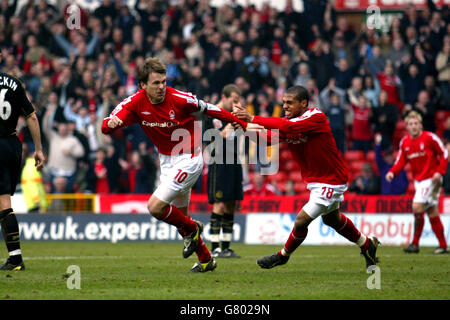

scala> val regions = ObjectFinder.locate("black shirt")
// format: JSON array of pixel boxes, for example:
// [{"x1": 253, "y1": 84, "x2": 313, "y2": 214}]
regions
[{"x1": 0, "y1": 72, "x2": 35, "y2": 137}]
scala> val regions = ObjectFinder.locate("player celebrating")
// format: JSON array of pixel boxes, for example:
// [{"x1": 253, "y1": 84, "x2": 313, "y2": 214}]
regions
[
  {"x1": 0, "y1": 64, "x2": 46, "y2": 270},
  {"x1": 233, "y1": 85, "x2": 379, "y2": 270},
  {"x1": 386, "y1": 111, "x2": 448, "y2": 254},
  {"x1": 101, "y1": 57, "x2": 247, "y2": 272}
]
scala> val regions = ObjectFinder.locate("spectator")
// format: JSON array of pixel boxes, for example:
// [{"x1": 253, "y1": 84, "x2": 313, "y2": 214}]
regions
[
  {"x1": 444, "y1": 142, "x2": 450, "y2": 194},
  {"x1": 374, "y1": 134, "x2": 408, "y2": 195},
  {"x1": 435, "y1": 41, "x2": 450, "y2": 109},
  {"x1": 284, "y1": 179, "x2": 295, "y2": 196},
  {"x1": 374, "y1": 62, "x2": 403, "y2": 112},
  {"x1": 366, "y1": 45, "x2": 386, "y2": 76},
  {"x1": 403, "y1": 90, "x2": 436, "y2": 132},
  {"x1": 424, "y1": 75, "x2": 442, "y2": 109},
  {"x1": 371, "y1": 90, "x2": 399, "y2": 149},
  {"x1": 351, "y1": 95, "x2": 373, "y2": 155},
  {"x1": 42, "y1": 105, "x2": 85, "y2": 193},
  {"x1": 444, "y1": 117, "x2": 450, "y2": 143},
  {"x1": 349, "y1": 163, "x2": 380, "y2": 195},
  {"x1": 347, "y1": 76, "x2": 364, "y2": 107},
  {"x1": 398, "y1": 60, "x2": 426, "y2": 105},
  {"x1": 122, "y1": 151, "x2": 155, "y2": 194},
  {"x1": 307, "y1": 40, "x2": 335, "y2": 91},
  {"x1": 319, "y1": 77, "x2": 346, "y2": 111},
  {"x1": 244, "y1": 172, "x2": 277, "y2": 196},
  {"x1": 51, "y1": 24, "x2": 99, "y2": 59},
  {"x1": 94, "y1": 148, "x2": 109, "y2": 194},
  {"x1": 363, "y1": 75, "x2": 381, "y2": 108},
  {"x1": 334, "y1": 57, "x2": 360, "y2": 90},
  {"x1": 63, "y1": 98, "x2": 90, "y2": 133},
  {"x1": 326, "y1": 91, "x2": 346, "y2": 154},
  {"x1": 385, "y1": 37, "x2": 409, "y2": 69},
  {"x1": 48, "y1": 176, "x2": 68, "y2": 212},
  {"x1": 293, "y1": 62, "x2": 311, "y2": 88}
]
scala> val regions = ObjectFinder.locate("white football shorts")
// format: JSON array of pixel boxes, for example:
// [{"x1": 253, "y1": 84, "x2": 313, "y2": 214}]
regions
[
  {"x1": 413, "y1": 178, "x2": 441, "y2": 210},
  {"x1": 152, "y1": 151, "x2": 203, "y2": 208},
  {"x1": 302, "y1": 183, "x2": 348, "y2": 219}
]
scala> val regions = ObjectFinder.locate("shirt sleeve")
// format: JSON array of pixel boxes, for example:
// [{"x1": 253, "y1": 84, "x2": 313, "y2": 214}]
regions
[
  {"x1": 198, "y1": 100, "x2": 248, "y2": 129},
  {"x1": 171, "y1": 88, "x2": 248, "y2": 129},
  {"x1": 389, "y1": 138, "x2": 407, "y2": 177},
  {"x1": 253, "y1": 110, "x2": 328, "y2": 136},
  {"x1": 429, "y1": 133, "x2": 449, "y2": 175},
  {"x1": 101, "y1": 93, "x2": 139, "y2": 134}
]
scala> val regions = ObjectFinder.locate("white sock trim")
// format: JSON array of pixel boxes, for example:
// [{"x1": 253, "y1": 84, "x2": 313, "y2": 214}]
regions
[
  {"x1": 356, "y1": 234, "x2": 367, "y2": 247},
  {"x1": 9, "y1": 249, "x2": 22, "y2": 256}
]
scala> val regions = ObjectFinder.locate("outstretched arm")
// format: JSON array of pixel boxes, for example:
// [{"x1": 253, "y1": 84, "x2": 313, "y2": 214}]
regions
[
  {"x1": 232, "y1": 103, "x2": 287, "y2": 131},
  {"x1": 198, "y1": 100, "x2": 248, "y2": 130}
]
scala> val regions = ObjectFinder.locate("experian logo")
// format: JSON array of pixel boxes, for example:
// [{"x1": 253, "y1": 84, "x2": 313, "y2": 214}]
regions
[{"x1": 142, "y1": 120, "x2": 177, "y2": 128}]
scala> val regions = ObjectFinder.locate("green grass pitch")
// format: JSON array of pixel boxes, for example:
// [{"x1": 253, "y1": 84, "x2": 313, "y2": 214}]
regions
[{"x1": 0, "y1": 242, "x2": 449, "y2": 300}]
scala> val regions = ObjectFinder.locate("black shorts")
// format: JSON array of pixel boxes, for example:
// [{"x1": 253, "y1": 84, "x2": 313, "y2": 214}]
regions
[
  {"x1": 207, "y1": 163, "x2": 243, "y2": 204},
  {"x1": 0, "y1": 136, "x2": 22, "y2": 196}
]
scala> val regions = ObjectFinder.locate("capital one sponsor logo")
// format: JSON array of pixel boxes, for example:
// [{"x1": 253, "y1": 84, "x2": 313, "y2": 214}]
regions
[{"x1": 142, "y1": 120, "x2": 177, "y2": 128}]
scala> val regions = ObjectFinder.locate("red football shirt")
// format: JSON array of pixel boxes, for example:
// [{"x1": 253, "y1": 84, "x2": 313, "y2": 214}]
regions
[
  {"x1": 351, "y1": 104, "x2": 372, "y2": 141},
  {"x1": 389, "y1": 131, "x2": 448, "y2": 182},
  {"x1": 94, "y1": 162, "x2": 109, "y2": 194},
  {"x1": 101, "y1": 87, "x2": 246, "y2": 155},
  {"x1": 253, "y1": 108, "x2": 349, "y2": 185}
]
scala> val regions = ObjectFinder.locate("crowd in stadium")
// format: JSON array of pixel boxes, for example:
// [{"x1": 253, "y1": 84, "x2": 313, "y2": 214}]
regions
[{"x1": 1, "y1": 0, "x2": 450, "y2": 201}]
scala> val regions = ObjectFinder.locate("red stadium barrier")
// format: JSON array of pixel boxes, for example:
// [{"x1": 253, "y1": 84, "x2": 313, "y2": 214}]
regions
[{"x1": 98, "y1": 194, "x2": 450, "y2": 214}]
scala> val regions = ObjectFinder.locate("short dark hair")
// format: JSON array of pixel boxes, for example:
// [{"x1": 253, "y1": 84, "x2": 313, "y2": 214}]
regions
[
  {"x1": 285, "y1": 86, "x2": 309, "y2": 104},
  {"x1": 221, "y1": 84, "x2": 241, "y2": 98}
]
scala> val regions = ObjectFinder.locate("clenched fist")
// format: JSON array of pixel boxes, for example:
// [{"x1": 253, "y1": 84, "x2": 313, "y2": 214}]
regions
[{"x1": 107, "y1": 115, "x2": 123, "y2": 129}]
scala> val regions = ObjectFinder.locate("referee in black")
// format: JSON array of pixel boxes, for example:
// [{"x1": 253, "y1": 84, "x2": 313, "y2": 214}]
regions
[
  {"x1": 0, "y1": 55, "x2": 45, "y2": 270},
  {"x1": 206, "y1": 84, "x2": 244, "y2": 258}
]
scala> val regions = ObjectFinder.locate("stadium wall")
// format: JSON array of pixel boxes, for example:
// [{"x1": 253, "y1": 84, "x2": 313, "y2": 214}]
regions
[
  {"x1": 6, "y1": 212, "x2": 450, "y2": 247},
  {"x1": 9, "y1": 194, "x2": 450, "y2": 246}
]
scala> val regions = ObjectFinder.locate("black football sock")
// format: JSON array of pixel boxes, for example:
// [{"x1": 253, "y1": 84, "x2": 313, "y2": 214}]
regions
[
  {"x1": 0, "y1": 209, "x2": 22, "y2": 264},
  {"x1": 221, "y1": 213, "x2": 234, "y2": 250},
  {"x1": 210, "y1": 212, "x2": 222, "y2": 251}
]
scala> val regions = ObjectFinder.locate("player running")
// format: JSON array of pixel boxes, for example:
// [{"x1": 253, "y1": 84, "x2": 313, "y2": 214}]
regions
[
  {"x1": 101, "y1": 57, "x2": 247, "y2": 272},
  {"x1": 386, "y1": 111, "x2": 448, "y2": 254},
  {"x1": 233, "y1": 85, "x2": 379, "y2": 270},
  {"x1": 0, "y1": 62, "x2": 46, "y2": 270}
]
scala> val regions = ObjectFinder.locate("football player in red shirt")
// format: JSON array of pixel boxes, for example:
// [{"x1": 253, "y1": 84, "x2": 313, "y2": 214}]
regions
[
  {"x1": 233, "y1": 86, "x2": 380, "y2": 270},
  {"x1": 386, "y1": 111, "x2": 448, "y2": 254},
  {"x1": 101, "y1": 57, "x2": 247, "y2": 272}
]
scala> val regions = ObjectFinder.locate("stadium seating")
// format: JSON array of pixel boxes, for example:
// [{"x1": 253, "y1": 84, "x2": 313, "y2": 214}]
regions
[
  {"x1": 435, "y1": 110, "x2": 450, "y2": 138},
  {"x1": 344, "y1": 150, "x2": 365, "y2": 162}
]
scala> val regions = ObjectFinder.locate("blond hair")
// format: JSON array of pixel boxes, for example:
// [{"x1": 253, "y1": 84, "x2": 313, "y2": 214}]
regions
[{"x1": 405, "y1": 110, "x2": 423, "y2": 124}]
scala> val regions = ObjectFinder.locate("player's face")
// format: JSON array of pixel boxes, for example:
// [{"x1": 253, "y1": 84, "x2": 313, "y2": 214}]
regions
[
  {"x1": 406, "y1": 118, "x2": 422, "y2": 138},
  {"x1": 282, "y1": 93, "x2": 308, "y2": 119},
  {"x1": 142, "y1": 72, "x2": 166, "y2": 104},
  {"x1": 223, "y1": 92, "x2": 241, "y2": 111}
]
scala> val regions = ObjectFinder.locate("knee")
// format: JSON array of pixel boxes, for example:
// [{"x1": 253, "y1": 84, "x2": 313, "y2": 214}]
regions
[
  {"x1": 412, "y1": 203, "x2": 425, "y2": 215},
  {"x1": 294, "y1": 211, "x2": 311, "y2": 233},
  {"x1": 147, "y1": 198, "x2": 167, "y2": 219}
]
